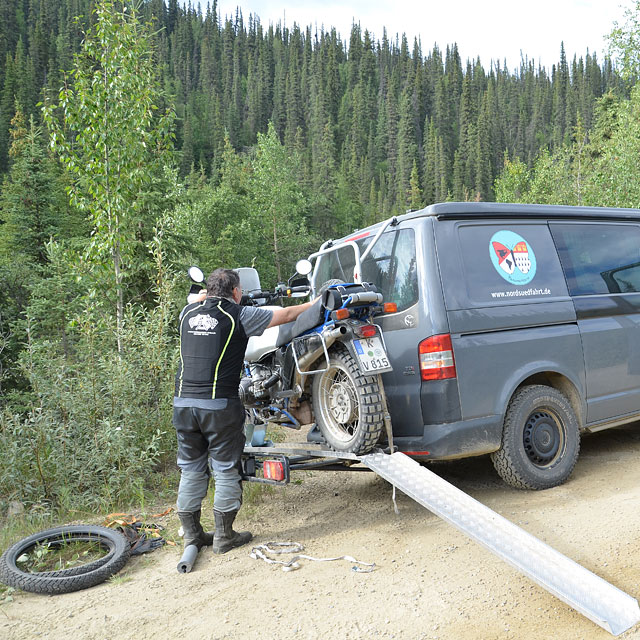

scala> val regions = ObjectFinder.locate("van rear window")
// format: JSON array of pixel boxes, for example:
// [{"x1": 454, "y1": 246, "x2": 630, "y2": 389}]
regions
[
  {"x1": 550, "y1": 223, "x2": 640, "y2": 295},
  {"x1": 314, "y1": 229, "x2": 418, "y2": 312}
]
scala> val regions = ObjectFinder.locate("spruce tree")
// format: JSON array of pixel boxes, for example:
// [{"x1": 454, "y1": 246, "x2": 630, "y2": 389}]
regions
[{"x1": 0, "y1": 110, "x2": 74, "y2": 264}]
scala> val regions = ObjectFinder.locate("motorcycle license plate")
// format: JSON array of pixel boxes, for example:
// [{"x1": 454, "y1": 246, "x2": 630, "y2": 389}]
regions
[{"x1": 352, "y1": 337, "x2": 393, "y2": 373}]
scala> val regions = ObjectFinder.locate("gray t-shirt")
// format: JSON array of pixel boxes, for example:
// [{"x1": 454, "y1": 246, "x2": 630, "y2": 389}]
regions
[
  {"x1": 239, "y1": 304, "x2": 273, "y2": 337},
  {"x1": 174, "y1": 300, "x2": 273, "y2": 409}
]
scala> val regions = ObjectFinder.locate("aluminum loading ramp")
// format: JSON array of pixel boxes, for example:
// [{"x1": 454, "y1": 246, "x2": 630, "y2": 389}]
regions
[{"x1": 361, "y1": 451, "x2": 640, "y2": 636}]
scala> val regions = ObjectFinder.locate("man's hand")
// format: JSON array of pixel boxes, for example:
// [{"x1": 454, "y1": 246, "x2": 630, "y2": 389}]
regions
[{"x1": 187, "y1": 289, "x2": 207, "y2": 304}]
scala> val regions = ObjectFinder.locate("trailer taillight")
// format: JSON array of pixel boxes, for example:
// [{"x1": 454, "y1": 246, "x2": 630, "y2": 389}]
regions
[
  {"x1": 418, "y1": 334, "x2": 457, "y2": 381},
  {"x1": 263, "y1": 460, "x2": 286, "y2": 482}
]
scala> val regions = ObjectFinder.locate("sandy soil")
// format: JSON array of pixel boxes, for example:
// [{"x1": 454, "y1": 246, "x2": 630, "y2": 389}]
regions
[{"x1": 4, "y1": 424, "x2": 640, "y2": 640}]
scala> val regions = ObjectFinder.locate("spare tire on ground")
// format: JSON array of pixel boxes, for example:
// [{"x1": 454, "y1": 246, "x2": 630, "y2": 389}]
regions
[{"x1": 0, "y1": 525, "x2": 130, "y2": 594}]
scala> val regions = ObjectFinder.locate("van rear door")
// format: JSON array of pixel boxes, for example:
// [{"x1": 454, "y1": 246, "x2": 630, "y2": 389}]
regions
[{"x1": 313, "y1": 222, "x2": 429, "y2": 438}]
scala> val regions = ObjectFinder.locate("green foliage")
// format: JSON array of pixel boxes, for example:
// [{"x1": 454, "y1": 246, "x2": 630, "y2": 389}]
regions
[
  {"x1": 42, "y1": 0, "x2": 177, "y2": 352},
  {"x1": 494, "y1": 153, "x2": 530, "y2": 203},
  {"x1": 409, "y1": 161, "x2": 422, "y2": 210},
  {"x1": 495, "y1": 83, "x2": 640, "y2": 210},
  {"x1": 497, "y1": 4, "x2": 640, "y2": 209},
  {"x1": 0, "y1": 0, "x2": 627, "y2": 215},
  {"x1": 247, "y1": 123, "x2": 314, "y2": 284},
  {"x1": 174, "y1": 125, "x2": 316, "y2": 288},
  {"x1": 0, "y1": 105, "x2": 79, "y2": 397},
  {"x1": 0, "y1": 238, "x2": 180, "y2": 514},
  {"x1": 0, "y1": 112, "x2": 77, "y2": 264},
  {"x1": 0, "y1": 2, "x2": 182, "y2": 519},
  {"x1": 0, "y1": 0, "x2": 637, "y2": 530},
  {"x1": 16, "y1": 539, "x2": 106, "y2": 573},
  {"x1": 0, "y1": 260, "x2": 30, "y2": 396},
  {"x1": 608, "y1": 1, "x2": 640, "y2": 83}
]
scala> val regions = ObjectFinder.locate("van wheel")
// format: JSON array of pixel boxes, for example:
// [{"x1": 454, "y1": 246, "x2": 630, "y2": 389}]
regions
[{"x1": 491, "y1": 385, "x2": 580, "y2": 490}]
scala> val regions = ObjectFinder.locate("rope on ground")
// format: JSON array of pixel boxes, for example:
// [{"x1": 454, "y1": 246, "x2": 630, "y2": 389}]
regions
[{"x1": 250, "y1": 542, "x2": 376, "y2": 573}]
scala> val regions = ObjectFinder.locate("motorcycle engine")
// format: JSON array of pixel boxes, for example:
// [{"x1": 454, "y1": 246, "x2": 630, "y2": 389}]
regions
[{"x1": 239, "y1": 364, "x2": 279, "y2": 406}]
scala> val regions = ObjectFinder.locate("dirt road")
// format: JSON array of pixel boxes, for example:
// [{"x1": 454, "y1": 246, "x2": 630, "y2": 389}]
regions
[{"x1": 4, "y1": 424, "x2": 640, "y2": 639}]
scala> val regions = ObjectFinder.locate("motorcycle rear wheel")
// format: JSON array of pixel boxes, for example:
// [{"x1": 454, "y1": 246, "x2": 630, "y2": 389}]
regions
[{"x1": 311, "y1": 345, "x2": 384, "y2": 455}]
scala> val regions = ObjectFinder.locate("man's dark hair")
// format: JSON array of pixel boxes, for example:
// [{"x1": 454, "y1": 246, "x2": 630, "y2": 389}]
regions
[{"x1": 206, "y1": 268, "x2": 240, "y2": 298}]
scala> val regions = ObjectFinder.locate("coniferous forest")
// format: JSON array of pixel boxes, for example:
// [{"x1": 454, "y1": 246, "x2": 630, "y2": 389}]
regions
[
  {"x1": 1, "y1": 0, "x2": 639, "y2": 524},
  {"x1": 0, "y1": 0, "x2": 625, "y2": 208}
]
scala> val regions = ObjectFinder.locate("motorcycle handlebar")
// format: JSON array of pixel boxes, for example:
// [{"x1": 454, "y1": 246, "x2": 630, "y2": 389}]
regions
[
  {"x1": 241, "y1": 291, "x2": 275, "y2": 305},
  {"x1": 240, "y1": 285, "x2": 310, "y2": 306}
]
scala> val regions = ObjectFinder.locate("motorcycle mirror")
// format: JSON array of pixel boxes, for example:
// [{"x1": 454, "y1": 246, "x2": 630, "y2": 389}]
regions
[
  {"x1": 188, "y1": 266, "x2": 204, "y2": 283},
  {"x1": 295, "y1": 259, "x2": 312, "y2": 276}
]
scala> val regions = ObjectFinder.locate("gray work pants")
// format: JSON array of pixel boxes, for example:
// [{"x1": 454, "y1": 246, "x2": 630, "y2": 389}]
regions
[{"x1": 173, "y1": 398, "x2": 246, "y2": 513}]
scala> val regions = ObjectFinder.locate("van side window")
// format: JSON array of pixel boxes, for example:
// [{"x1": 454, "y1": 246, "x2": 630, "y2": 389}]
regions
[
  {"x1": 314, "y1": 229, "x2": 418, "y2": 312},
  {"x1": 551, "y1": 223, "x2": 640, "y2": 295}
]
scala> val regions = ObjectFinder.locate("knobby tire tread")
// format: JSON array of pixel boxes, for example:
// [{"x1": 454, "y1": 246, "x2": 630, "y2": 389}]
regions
[
  {"x1": 313, "y1": 344, "x2": 384, "y2": 455},
  {"x1": 0, "y1": 525, "x2": 130, "y2": 595}
]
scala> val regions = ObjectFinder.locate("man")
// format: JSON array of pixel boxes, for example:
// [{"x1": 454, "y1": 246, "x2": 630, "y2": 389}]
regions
[{"x1": 174, "y1": 268, "x2": 316, "y2": 554}]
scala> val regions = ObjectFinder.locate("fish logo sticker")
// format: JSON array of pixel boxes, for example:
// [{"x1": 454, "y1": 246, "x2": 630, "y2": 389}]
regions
[{"x1": 489, "y1": 231, "x2": 536, "y2": 285}]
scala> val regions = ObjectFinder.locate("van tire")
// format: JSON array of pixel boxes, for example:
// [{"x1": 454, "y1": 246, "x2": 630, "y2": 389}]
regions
[
  {"x1": 491, "y1": 385, "x2": 580, "y2": 490},
  {"x1": 312, "y1": 345, "x2": 384, "y2": 455}
]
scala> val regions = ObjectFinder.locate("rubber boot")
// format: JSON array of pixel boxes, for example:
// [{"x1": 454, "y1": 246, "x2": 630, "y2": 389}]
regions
[
  {"x1": 178, "y1": 510, "x2": 214, "y2": 550},
  {"x1": 212, "y1": 509, "x2": 252, "y2": 554}
]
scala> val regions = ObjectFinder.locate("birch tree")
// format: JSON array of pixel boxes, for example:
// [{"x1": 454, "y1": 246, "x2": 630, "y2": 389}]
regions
[{"x1": 43, "y1": 0, "x2": 175, "y2": 352}]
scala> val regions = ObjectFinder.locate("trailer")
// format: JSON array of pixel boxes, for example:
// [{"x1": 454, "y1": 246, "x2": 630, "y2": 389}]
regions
[{"x1": 242, "y1": 442, "x2": 640, "y2": 636}]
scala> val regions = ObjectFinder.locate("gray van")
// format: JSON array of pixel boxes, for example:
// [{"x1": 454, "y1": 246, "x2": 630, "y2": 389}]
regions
[{"x1": 309, "y1": 202, "x2": 640, "y2": 489}]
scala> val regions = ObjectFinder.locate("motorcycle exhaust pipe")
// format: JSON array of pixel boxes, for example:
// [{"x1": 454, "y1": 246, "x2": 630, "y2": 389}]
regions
[
  {"x1": 177, "y1": 544, "x2": 200, "y2": 573},
  {"x1": 297, "y1": 326, "x2": 347, "y2": 372}
]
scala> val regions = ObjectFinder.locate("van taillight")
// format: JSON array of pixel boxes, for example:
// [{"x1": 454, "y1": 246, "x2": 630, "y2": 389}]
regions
[{"x1": 418, "y1": 334, "x2": 456, "y2": 381}]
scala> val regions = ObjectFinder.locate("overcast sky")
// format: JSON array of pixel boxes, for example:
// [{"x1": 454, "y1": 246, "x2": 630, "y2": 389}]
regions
[{"x1": 211, "y1": 0, "x2": 631, "y2": 70}]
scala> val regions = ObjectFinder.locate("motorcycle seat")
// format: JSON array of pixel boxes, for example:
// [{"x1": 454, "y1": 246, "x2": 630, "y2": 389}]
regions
[{"x1": 276, "y1": 299, "x2": 325, "y2": 347}]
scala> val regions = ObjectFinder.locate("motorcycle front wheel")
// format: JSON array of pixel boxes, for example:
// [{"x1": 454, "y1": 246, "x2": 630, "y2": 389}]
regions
[{"x1": 311, "y1": 345, "x2": 384, "y2": 455}]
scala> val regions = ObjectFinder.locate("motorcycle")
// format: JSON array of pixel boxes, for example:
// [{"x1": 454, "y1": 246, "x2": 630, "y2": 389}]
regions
[{"x1": 188, "y1": 262, "x2": 395, "y2": 455}]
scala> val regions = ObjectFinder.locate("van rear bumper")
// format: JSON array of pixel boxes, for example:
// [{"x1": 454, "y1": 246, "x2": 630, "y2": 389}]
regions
[{"x1": 392, "y1": 415, "x2": 503, "y2": 460}]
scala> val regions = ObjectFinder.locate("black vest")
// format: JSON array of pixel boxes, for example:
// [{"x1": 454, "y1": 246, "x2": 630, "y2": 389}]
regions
[{"x1": 175, "y1": 297, "x2": 248, "y2": 399}]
